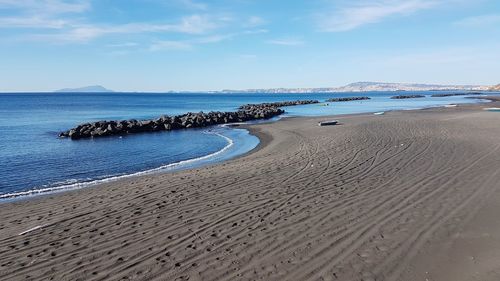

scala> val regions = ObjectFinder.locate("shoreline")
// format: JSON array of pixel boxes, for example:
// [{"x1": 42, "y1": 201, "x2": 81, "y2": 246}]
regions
[
  {"x1": 0, "y1": 96, "x2": 494, "y2": 203},
  {"x1": 0, "y1": 127, "x2": 253, "y2": 202},
  {"x1": 1, "y1": 97, "x2": 500, "y2": 280}
]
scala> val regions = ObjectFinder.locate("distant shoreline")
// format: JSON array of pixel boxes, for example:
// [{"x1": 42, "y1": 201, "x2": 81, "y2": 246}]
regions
[{"x1": 3, "y1": 81, "x2": 499, "y2": 94}]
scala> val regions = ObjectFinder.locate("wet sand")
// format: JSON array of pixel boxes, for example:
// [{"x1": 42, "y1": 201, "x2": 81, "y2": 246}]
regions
[{"x1": 1, "y1": 98, "x2": 500, "y2": 281}]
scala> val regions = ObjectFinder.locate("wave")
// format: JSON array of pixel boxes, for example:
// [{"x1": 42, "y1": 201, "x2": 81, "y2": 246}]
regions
[{"x1": 0, "y1": 130, "x2": 235, "y2": 200}]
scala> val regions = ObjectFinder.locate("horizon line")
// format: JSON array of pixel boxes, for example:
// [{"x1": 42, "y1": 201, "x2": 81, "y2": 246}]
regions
[{"x1": 1, "y1": 81, "x2": 496, "y2": 93}]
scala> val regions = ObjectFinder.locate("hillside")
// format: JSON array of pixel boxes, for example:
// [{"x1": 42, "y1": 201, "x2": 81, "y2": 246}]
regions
[
  {"x1": 220, "y1": 82, "x2": 489, "y2": 94},
  {"x1": 489, "y1": 84, "x2": 500, "y2": 91},
  {"x1": 334, "y1": 82, "x2": 488, "y2": 92}
]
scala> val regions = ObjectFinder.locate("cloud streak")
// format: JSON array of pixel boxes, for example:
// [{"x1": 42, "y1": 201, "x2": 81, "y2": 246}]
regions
[
  {"x1": 317, "y1": 0, "x2": 439, "y2": 32},
  {"x1": 244, "y1": 16, "x2": 267, "y2": 27},
  {"x1": 267, "y1": 38, "x2": 304, "y2": 46},
  {"x1": 149, "y1": 33, "x2": 235, "y2": 52},
  {"x1": 0, "y1": 0, "x2": 90, "y2": 15},
  {"x1": 0, "y1": 0, "x2": 229, "y2": 43},
  {"x1": 0, "y1": 0, "x2": 89, "y2": 29},
  {"x1": 0, "y1": 16, "x2": 69, "y2": 29},
  {"x1": 21, "y1": 15, "x2": 223, "y2": 42},
  {"x1": 149, "y1": 40, "x2": 194, "y2": 51},
  {"x1": 454, "y1": 14, "x2": 500, "y2": 27},
  {"x1": 0, "y1": 0, "x2": 269, "y2": 50}
]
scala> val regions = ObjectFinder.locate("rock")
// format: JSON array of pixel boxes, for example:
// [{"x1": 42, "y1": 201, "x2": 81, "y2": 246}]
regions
[
  {"x1": 391, "y1": 95, "x2": 425, "y2": 99},
  {"x1": 431, "y1": 92, "x2": 483, "y2": 97},
  {"x1": 326, "y1": 96, "x2": 370, "y2": 102},
  {"x1": 238, "y1": 100, "x2": 320, "y2": 111},
  {"x1": 68, "y1": 129, "x2": 81, "y2": 140}
]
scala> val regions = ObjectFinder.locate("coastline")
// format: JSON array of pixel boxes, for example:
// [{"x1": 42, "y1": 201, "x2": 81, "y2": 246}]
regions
[
  {"x1": 0, "y1": 127, "x2": 259, "y2": 202},
  {"x1": 0, "y1": 96, "x2": 493, "y2": 202},
  {"x1": 0, "y1": 94, "x2": 492, "y2": 201},
  {"x1": 1, "y1": 97, "x2": 500, "y2": 280}
]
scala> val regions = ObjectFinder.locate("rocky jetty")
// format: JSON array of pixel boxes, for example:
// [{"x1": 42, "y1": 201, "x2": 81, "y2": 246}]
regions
[
  {"x1": 390, "y1": 95, "x2": 425, "y2": 99},
  {"x1": 238, "y1": 100, "x2": 319, "y2": 111},
  {"x1": 431, "y1": 92, "x2": 482, "y2": 97},
  {"x1": 60, "y1": 100, "x2": 318, "y2": 140},
  {"x1": 326, "y1": 97, "x2": 370, "y2": 102}
]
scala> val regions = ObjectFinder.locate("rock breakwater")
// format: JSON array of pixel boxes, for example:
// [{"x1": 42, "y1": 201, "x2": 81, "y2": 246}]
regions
[
  {"x1": 391, "y1": 95, "x2": 425, "y2": 99},
  {"x1": 238, "y1": 100, "x2": 319, "y2": 111},
  {"x1": 326, "y1": 97, "x2": 370, "y2": 102},
  {"x1": 60, "y1": 100, "x2": 318, "y2": 140},
  {"x1": 431, "y1": 92, "x2": 482, "y2": 97}
]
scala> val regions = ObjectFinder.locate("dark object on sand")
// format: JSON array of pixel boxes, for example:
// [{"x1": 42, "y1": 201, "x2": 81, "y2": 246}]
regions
[
  {"x1": 318, "y1": 120, "x2": 339, "y2": 126},
  {"x1": 326, "y1": 97, "x2": 370, "y2": 102},
  {"x1": 391, "y1": 95, "x2": 425, "y2": 99}
]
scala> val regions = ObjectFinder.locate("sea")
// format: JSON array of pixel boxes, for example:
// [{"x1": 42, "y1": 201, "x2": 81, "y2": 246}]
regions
[{"x1": 0, "y1": 91, "x2": 491, "y2": 200}]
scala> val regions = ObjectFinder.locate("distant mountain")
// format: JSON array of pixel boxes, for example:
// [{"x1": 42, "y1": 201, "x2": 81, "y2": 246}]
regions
[
  {"x1": 220, "y1": 82, "x2": 490, "y2": 94},
  {"x1": 489, "y1": 84, "x2": 500, "y2": 91},
  {"x1": 55, "y1": 85, "x2": 113, "y2": 93}
]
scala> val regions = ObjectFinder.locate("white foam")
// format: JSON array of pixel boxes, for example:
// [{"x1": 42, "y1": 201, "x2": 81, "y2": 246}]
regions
[
  {"x1": 0, "y1": 130, "x2": 234, "y2": 200},
  {"x1": 220, "y1": 123, "x2": 246, "y2": 128}
]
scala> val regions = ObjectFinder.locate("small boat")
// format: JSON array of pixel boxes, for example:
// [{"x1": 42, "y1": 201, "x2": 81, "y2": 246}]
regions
[{"x1": 318, "y1": 120, "x2": 339, "y2": 126}]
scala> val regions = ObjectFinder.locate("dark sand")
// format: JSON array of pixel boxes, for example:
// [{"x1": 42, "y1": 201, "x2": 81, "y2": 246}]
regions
[{"x1": 1, "y1": 98, "x2": 500, "y2": 281}]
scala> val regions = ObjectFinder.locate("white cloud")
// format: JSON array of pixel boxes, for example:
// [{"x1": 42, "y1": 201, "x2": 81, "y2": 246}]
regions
[
  {"x1": 0, "y1": 16, "x2": 69, "y2": 28},
  {"x1": 173, "y1": 14, "x2": 219, "y2": 33},
  {"x1": 267, "y1": 38, "x2": 304, "y2": 46},
  {"x1": 0, "y1": 1, "x2": 265, "y2": 49},
  {"x1": 243, "y1": 29, "x2": 269, "y2": 34},
  {"x1": 0, "y1": 0, "x2": 90, "y2": 15},
  {"x1": 0, "y1": 0, "x2": 89, "y2": 29},
  {"x1": 318, "y1": 0, "x2": 439, "y2": 32},
  {"x1": 149, "y1": 40, "x2": 193, "y2": 51},
  {"x1": 245, "y1": 16, "x2": 266, "y2": 27},
  {"x1": 148, "y1": 33, "x2": 234, "y2": 52},
  {"x1": 22, "y1": 15, "x2": 222, "y2": 42},
  {"x1": 454, "y1": 14, "x2": 500, "y2": 27},
  {"x1": 106, "y1": 42, "x2": 139, "y2": 48},
  {"x1": 0, "y1": 0, "x2": 224, "y2": 43}
]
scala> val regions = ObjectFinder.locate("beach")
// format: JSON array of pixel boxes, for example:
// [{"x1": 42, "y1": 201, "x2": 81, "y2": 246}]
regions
[{"x1": 1, "y1": 99, "x2": 500, "y2": 281}]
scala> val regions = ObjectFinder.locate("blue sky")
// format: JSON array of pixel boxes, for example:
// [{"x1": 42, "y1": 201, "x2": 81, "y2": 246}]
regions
[{"x1": 0, "y1": 0, "x2": 499, "y2": 92}]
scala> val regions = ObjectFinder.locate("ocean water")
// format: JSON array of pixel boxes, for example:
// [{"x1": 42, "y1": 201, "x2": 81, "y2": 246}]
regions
[{"x1": 0, "y1": 91, "x2": 489, "y2": 199}]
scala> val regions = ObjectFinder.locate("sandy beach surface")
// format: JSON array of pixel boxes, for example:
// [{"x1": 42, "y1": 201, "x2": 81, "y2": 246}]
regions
[{"x1": 1, "y1": 98, "x2": 500, "y2": 281}]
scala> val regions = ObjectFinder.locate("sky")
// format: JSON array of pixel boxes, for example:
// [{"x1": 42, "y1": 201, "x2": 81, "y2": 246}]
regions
[{"x1": 0, "y1": 0, "x2": 499, "y2": 92}]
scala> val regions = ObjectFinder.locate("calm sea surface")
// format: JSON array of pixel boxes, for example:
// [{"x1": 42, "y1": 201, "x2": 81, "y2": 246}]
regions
[{"x1": 0, "y1": 92, "x2": 489, "y2": 199}]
